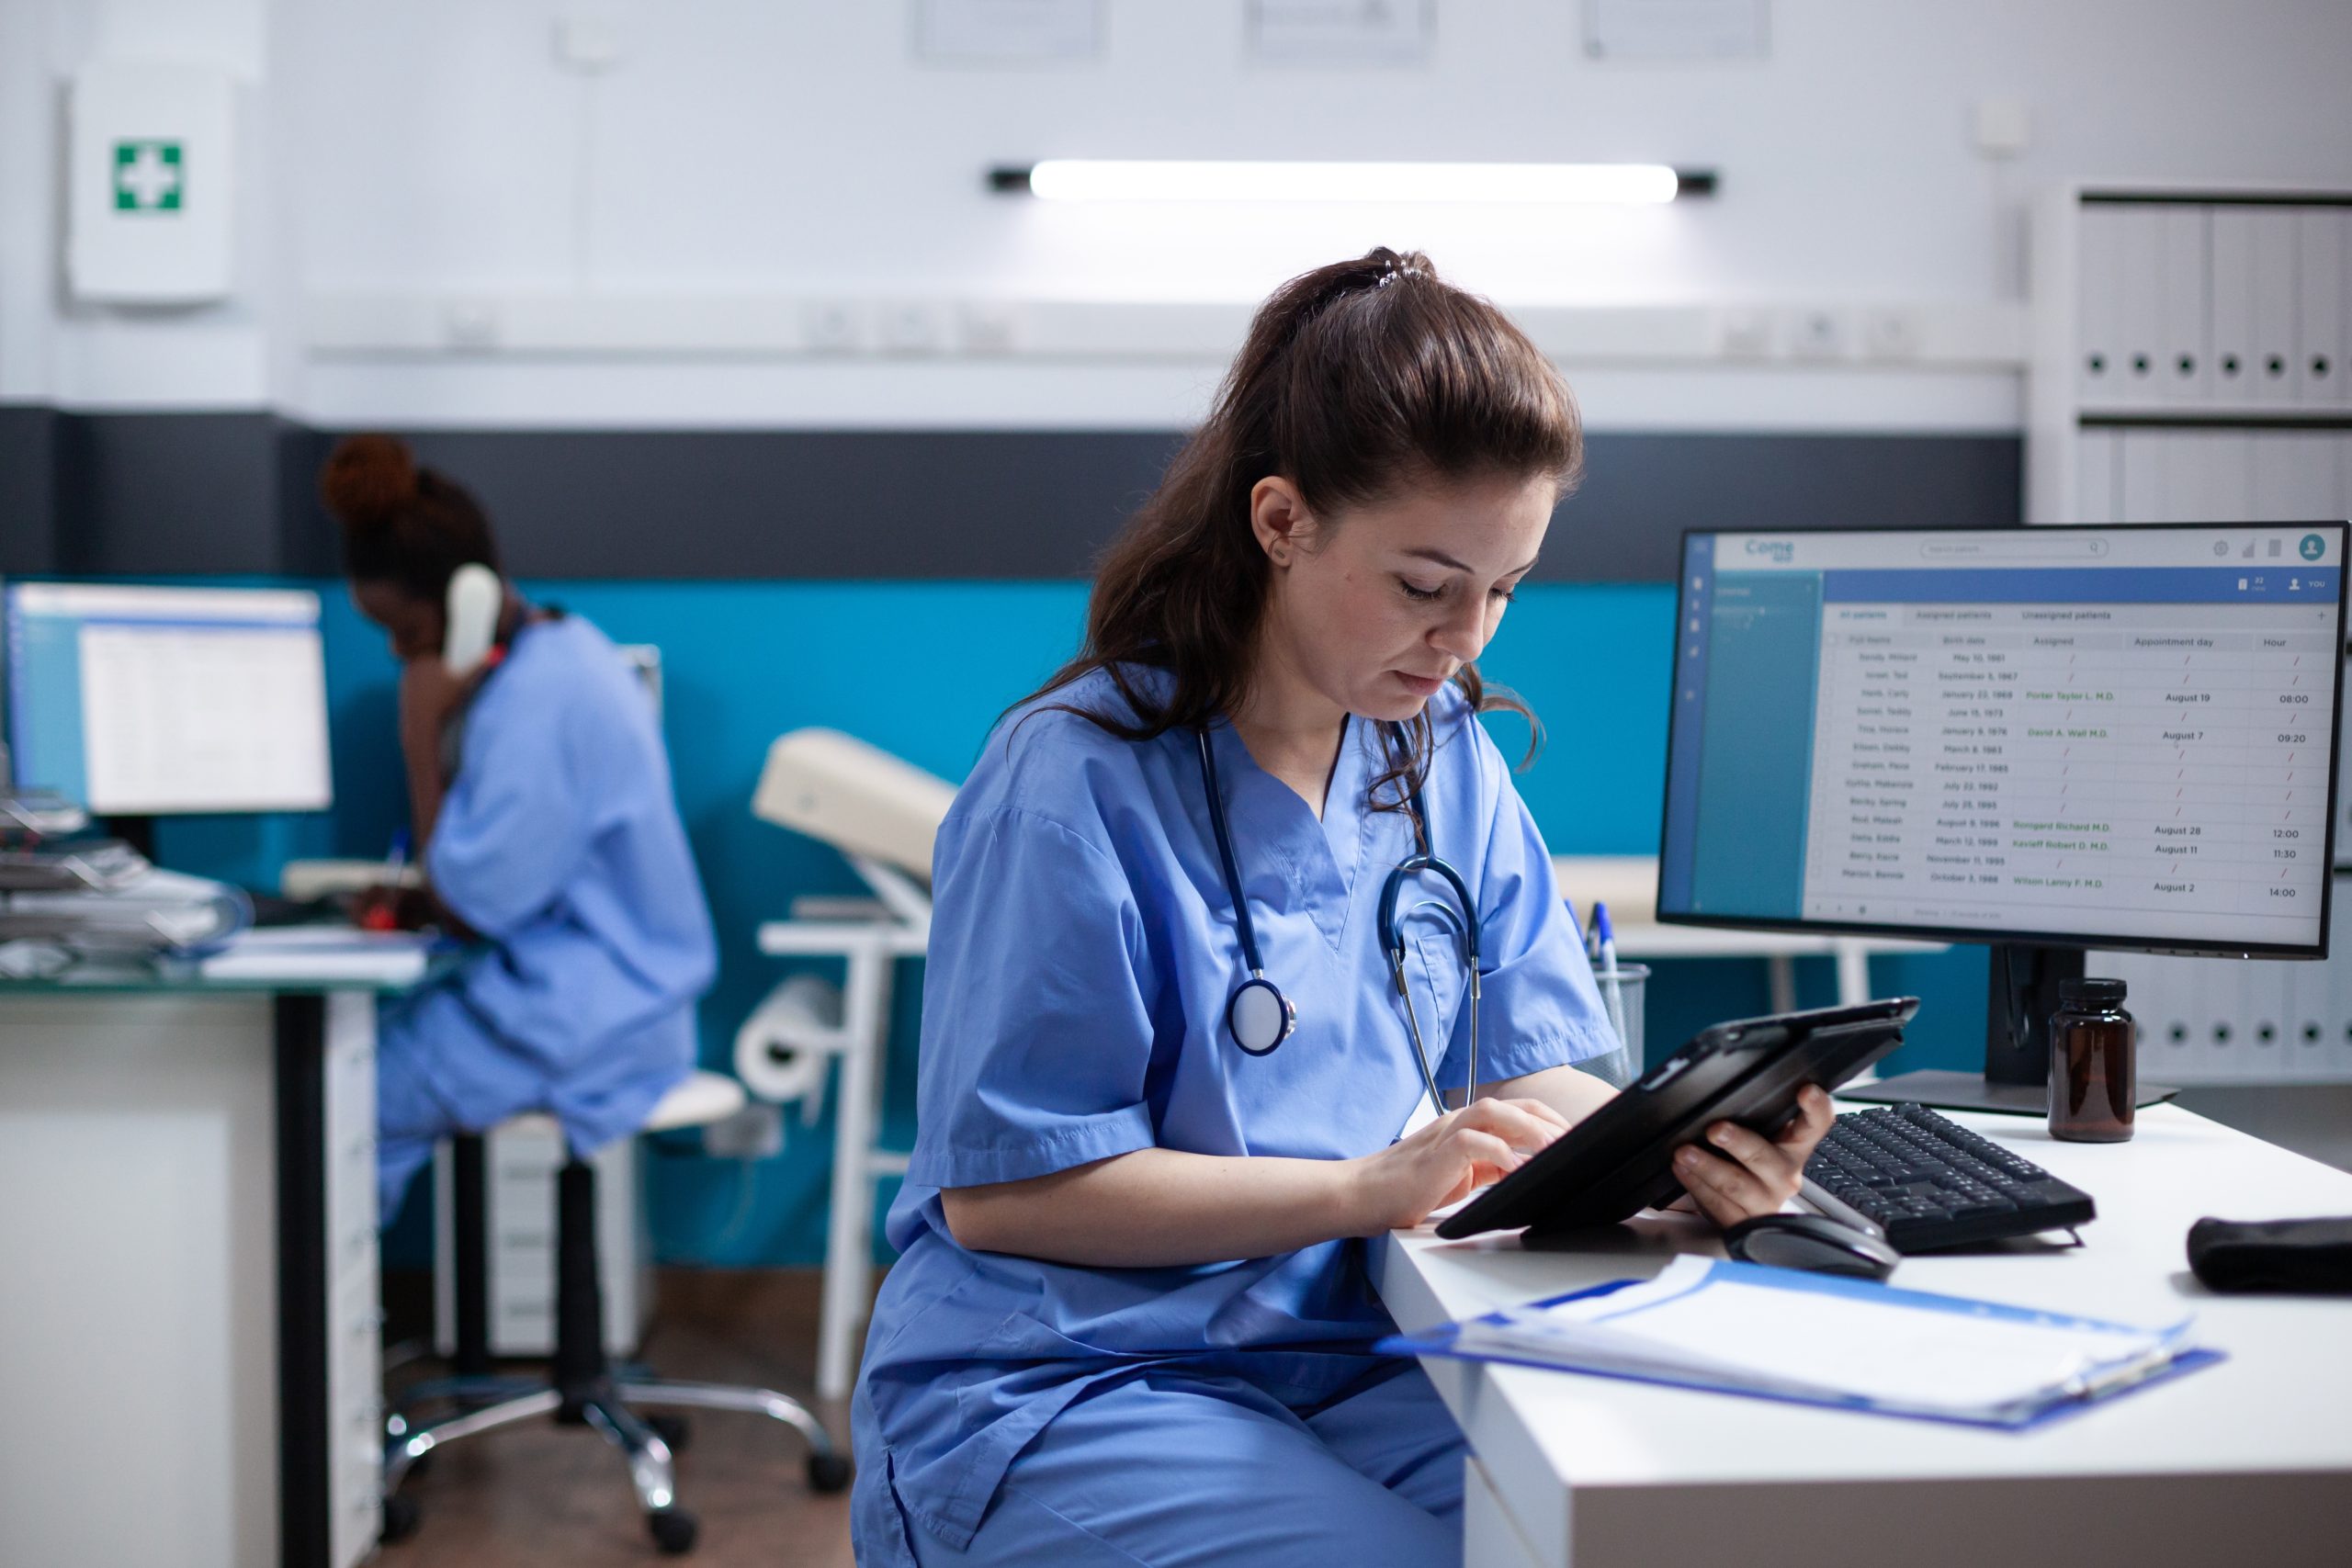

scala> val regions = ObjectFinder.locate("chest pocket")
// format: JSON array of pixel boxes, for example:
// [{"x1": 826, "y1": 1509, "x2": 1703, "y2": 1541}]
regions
[{"x1": 1404, "y1": 926, "x2": 1469, "y2": 1077}]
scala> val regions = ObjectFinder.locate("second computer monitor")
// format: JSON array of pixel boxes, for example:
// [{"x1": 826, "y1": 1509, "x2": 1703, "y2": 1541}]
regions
[
  {"x1": 1658, "y1": 524, "x2": 2347, "y2": 959},
  {"x1": 6, "y1": 582, "x2": 334, "y2": 815}
]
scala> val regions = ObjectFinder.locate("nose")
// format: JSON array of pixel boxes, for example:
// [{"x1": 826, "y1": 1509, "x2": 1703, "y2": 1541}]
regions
[{"x1": 1430, "y1": 596, "x2": 1487, "y2": 664}]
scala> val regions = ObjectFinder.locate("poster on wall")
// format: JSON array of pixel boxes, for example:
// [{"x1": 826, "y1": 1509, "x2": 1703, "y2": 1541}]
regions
[
  {"x1": 915, "y1": 0, "x2": 1102, "y2": 62},
  {"x1": 1585, "y1": 0, "x2": 1768, "y2": 62},
  {"x1": 1248, "y1": 0, "x2": 1435, "y2": 66}
]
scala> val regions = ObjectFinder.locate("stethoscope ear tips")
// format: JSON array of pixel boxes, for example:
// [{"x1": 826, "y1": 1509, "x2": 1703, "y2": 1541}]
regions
[{"x1": 1227, "y1": 975, "x2": 1296, "y2": 1055}]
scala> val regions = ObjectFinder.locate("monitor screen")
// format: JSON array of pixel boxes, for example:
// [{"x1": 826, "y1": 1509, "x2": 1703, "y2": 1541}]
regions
[
  {"x1": 5, "y1": 582, "x2": 334, "y2": 815},
  {"x1": 1658, "y1": 524, "x2": 2348, "y2": 957}
]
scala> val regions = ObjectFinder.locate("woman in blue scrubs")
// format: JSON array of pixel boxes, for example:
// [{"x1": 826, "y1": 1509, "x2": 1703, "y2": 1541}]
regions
[
  {"x1": 852, "y1": 251, "x2": 1835, "y2": 1567},
  {"x1": 319, "y1": 434, "x2": 718, "y2": 1217}
]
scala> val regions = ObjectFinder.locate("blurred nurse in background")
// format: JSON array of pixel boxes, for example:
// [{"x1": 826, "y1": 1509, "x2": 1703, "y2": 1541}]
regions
[{"x1": 319, "y1": 434, "x2": 718, "y2": 1215}]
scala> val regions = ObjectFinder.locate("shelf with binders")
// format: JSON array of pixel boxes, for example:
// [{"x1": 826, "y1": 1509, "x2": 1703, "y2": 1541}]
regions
[
  {"x1": 2028, "y1": 186, "x2": 2352, "y2": 532},
  {"x1": 2091, "y1": 874, "x2": 2352, "y2": 1086}
]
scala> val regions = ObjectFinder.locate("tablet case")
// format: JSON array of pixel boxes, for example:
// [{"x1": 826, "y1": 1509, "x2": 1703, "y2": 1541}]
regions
[{"x1": 1436, "y1": 997, "x2": 1919, "y2": 1243}]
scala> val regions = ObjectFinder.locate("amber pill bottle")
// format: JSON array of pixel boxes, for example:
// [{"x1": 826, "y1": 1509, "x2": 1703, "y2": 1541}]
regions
[{"x1": 2050, "y1": 976, "x2": 2134, "y2": 1143}]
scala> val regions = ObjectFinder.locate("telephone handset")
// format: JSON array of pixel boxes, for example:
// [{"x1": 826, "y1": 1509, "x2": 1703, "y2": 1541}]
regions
[{"x1": 443, "y1": 562, "x2": 502, "y2": 676}]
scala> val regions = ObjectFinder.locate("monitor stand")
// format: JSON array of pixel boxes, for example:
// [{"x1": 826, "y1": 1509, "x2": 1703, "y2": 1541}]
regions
[
  {"x1": 1840, "y1": 942, "x2": 2178, "y2": 1117},
  {"x1": 110, "y1": 813, "x2": 158, "y2": 863}
]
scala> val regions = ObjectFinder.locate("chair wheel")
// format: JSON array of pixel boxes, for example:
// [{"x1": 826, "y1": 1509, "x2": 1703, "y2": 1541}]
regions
[
  {"x1": 381, "y1": 1493, "x2": 421, "y2": 1544},
  {"x1": 648, "y1": 1508, "x2": 698, "y2": 1554},
  {"x1": 806, "y1": 1450, "x2": 853, "y2": 1493},
  {"x1": 647, "y1": 1412, "x2": 691, "y2": 1453}
]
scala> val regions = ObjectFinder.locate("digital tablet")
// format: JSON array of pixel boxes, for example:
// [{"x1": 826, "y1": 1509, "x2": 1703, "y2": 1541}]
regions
[{"x1": 1434, "y1": 997, "x2": 1919, "y2": 1243}]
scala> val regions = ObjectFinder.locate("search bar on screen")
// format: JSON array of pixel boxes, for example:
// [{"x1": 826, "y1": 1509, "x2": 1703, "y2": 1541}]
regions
[{"x1": 1918, "y1": 537, "x2": 2109, "y2": 561}]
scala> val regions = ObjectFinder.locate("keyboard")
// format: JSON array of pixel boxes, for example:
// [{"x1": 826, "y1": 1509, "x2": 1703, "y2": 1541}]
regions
[{"x1": 1803, "y1": 1103, "x2": 2097, "y2": 1253}]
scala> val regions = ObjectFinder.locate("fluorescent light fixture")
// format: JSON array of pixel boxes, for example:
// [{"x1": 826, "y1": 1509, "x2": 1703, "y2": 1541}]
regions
[{"x1": 990, "y1": 161, "x2": 1712, "y2": 204}]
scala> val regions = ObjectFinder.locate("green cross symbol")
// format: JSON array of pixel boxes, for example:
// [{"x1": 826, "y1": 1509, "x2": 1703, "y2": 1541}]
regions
[{"x1": 113, "y1": 141, "x2": 184, "y2": 212}]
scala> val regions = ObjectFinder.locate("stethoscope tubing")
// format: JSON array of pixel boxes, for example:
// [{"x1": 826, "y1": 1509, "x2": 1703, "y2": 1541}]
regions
[{"x1": 1196, "y1": 718, "x2": 1481, "y2": 1108}]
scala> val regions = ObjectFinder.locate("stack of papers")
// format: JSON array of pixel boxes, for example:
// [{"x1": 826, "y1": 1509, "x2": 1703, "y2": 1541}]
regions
[
  {"x1": 197, "y1": 926, "x2": 437, "y2": 984},
  {"x1": 1383, "y1": 1255, "x2": 2216, "y2": 1428},
  {"x1": 0, "y1": 866, "x2": 248, "y2": 954}
]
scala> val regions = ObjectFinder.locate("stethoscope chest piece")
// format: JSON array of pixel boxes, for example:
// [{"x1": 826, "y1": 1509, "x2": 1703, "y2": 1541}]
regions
[{"x1": 1226, "y1": 975, "x2": 1295, "y2": 1055}]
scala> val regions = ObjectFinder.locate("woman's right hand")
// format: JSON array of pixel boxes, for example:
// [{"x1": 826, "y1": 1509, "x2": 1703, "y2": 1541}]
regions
[{"x1": 1347, "y1": 1096, "x2": 1572, "y2": 1233}]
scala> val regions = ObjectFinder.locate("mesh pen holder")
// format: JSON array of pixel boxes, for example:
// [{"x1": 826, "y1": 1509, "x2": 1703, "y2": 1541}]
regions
[{"x1": 1580, "y1": 961, "x2": 1648, "y2": 1089}]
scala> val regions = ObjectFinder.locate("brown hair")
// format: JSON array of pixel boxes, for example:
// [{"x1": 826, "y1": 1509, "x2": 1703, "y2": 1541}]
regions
[
  {"x1": 1020, "y1": 246, "x2": 1581, "y2": 811},
  {"x1": 319, "y1": 434, "x2": 501, "y2": 603}
]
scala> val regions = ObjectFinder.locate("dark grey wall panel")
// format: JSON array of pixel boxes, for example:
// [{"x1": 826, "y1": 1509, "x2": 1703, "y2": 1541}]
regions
[
  {"x1": 55, "y1": 411, "x2": 286, "y2": 575},
  {"x1": 0, "y1": 404, "x2": 61, "y2": 572},
  {"x1": 19, "y1": 411, "x2": 2025, "y2": 581},
  {"x1": 311, "y1": 428, "x2": 1193, "y2": 581},
  {"x1": 1554, "y1": 434, "x2": 2024, "y2": 581}
]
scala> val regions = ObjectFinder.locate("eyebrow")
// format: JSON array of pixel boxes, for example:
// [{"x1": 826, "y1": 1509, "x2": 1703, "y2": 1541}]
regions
[{"x1": 1401, "y1": 547, "x2": 1541, "y2": 577}]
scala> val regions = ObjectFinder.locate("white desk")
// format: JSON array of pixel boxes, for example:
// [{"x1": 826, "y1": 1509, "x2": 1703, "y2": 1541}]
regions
[
  {"x1": 0, "y1": 971, "x2": 418, "y2": 1568},
  {"x1": 1375, "y1": 1101, "x2": 2352, "y2": 1568}
]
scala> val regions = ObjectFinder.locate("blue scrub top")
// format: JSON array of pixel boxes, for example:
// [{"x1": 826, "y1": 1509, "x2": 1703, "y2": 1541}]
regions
[
  {"x1": 859, "y1": 665, "x2": 1616, "y2": 1551},
  {"x1": 390, "y1": 614, "x2": 717, "y2": 1156}
]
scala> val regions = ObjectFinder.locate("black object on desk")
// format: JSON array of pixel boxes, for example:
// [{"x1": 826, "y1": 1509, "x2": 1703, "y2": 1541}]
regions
[
  {"x1": 1438, "y1": 997, "x2": 1918, "y2": 1244},
  {"x1": 1804, "y1": 1103, "x2": 2098, "y2": 1252},
  {"x1": 2188, "y1": 1215, "x2": 2352, "y2": 1293}
]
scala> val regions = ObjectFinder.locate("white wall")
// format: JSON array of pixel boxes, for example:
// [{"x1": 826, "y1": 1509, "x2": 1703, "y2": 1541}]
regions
[{"x1": 6, "y1": 0, "x2": 2352, "y2": 429}]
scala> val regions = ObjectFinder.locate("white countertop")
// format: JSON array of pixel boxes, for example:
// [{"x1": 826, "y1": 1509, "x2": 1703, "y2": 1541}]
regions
[{"x1": 1375, "y1": 1100, "x2": 2352, "y2": 1494}]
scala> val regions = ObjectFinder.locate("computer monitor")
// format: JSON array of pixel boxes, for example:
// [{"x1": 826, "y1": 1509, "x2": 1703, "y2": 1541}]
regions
[
  {"x1": 1658, "y1": 522, "x2": 2349, "y2": 1111},
  {"x1": 5, "y1": 582, "x2": 334, "y2": 816}
]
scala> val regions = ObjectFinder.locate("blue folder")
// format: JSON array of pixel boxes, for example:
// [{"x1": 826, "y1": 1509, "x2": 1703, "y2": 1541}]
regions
[{"x1": 1376, "y1": 1258, "x2": 2223, "y2": 1432}]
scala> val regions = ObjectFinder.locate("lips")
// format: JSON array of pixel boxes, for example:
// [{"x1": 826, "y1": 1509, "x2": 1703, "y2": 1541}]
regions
[{"x1": 1394, "y1": 670, "x2": 1450, "y2": 696}]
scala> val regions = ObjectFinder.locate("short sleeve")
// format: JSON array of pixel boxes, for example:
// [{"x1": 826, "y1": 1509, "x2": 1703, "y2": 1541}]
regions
[
  {"x1": 428, "y1": 700, "x2": 594, "y2": 939},
  {"x1": 1442, "y1": 751, "x2": 1621, "y2": 1089},
  {"x1": 904, "y1": 807, "x2": 1161, "y2": 1190}
]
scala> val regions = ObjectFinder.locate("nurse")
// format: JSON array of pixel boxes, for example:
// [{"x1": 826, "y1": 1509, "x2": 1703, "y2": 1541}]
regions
[
  {"x1": 318, "y1": 434, "x2": 718, "y2": 1217},
  {"x1": 852, "y1": 250, "x2": 1835, "y2": 1567}
]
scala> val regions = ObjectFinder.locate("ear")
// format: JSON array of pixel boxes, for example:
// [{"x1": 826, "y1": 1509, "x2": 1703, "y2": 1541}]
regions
[{"x1": 1248, "y1": 476, "x2": 1315, "y2": 568}]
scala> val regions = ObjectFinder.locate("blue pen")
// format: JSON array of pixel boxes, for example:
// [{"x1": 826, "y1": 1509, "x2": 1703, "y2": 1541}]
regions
[{"x1": 1594, "y1": 901, "x2": 1629, "y2": 1053}]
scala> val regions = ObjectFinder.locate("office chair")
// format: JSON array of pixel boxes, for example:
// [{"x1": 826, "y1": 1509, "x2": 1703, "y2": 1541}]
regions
[{"x1": 380, "y1": 1070, "x2": 852, "y2": 1555}]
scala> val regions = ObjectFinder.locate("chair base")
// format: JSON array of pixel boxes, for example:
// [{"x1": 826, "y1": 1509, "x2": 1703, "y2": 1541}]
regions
[
  {"x1": 384, "y1": 1146, "x2": 851, "y2": 1556},
  {"x1": 384, "y1": 1374, "x2": 849, "y2": 1554}
]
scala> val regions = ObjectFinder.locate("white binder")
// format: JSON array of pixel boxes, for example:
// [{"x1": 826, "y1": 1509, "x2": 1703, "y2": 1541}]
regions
[
  {"x1": 2076, "y1": 204, "x2": 2126, "y2": 405},
  {"x1": 2114, "y1": 206, "x2": 2167, "y2": 410},
  {"x1": 2250, "y1": 432, "x2": 2338, "y2": 520},
  {"x1": 2295, "y1": 208, "x2": 2346, "y2": 407},
  {"x1": 2211, "y1": 208, "x2": 2260, "y2": 406},
  {"x1": 2195, "y1": 432, "x2": 2256, "y2": 522},
  {"x1": 2119, "y1": 430, "x2": 2165, "y2": 520},
  {"x1": 2251, "y1": 208, "x2": 2300, "y2": 406},
  {"x1": 2075, "y1": 430, "x2": 2119, "y2": 524},
  {"x1": 2160, "y1": 206, "x2": 2212, "y2": 405}
]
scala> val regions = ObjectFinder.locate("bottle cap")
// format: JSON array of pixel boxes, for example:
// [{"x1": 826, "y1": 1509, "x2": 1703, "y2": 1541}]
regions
[{"x1": 2059, "y1": 976, "x2": 2128, "y2": 1006}]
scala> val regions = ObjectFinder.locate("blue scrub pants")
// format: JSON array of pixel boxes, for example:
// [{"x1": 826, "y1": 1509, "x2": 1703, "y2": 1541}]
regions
[
  {"x1": 874, "y1": 1359, "x2": 1464, "y2": 1568},
  {"x1": 375, "y1": 998, "x2": 463, "y2": 1218}
]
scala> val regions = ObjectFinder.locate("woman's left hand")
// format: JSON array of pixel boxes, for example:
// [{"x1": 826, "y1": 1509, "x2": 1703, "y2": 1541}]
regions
[{"x1": 1668, "y1": 1085, "x2": 1836, "y2": 1229}]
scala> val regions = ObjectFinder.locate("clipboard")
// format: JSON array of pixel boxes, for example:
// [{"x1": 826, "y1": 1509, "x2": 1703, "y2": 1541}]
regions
[
  {"x1": 1376, "y1": 1257, "x2": 2222, "y2": 1431},
  {"x1": 1439, "y1": 998, "x2": 1919, "y2": 1243}
]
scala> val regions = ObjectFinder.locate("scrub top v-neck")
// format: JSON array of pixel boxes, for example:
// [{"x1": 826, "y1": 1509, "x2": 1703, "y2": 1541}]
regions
[{"x1": 852, "y1": 664, "x2": 1617, "y2": 1555}]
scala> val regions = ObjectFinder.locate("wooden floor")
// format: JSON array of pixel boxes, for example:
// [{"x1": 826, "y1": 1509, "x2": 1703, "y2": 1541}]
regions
[{"x1": 378, "y1": 1269, "x2": 855, "y2": 1568}]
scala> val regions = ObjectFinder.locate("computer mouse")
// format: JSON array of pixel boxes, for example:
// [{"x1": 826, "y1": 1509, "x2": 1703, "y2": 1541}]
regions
[{"x1": 1723, "y1": 1213, "x2": 1901, "y2": 1280}]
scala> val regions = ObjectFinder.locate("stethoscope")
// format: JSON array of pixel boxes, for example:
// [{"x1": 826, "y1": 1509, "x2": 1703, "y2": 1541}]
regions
[{"x1": 1195, "y1": 721, "x2": 1482, "y2": 1115}]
